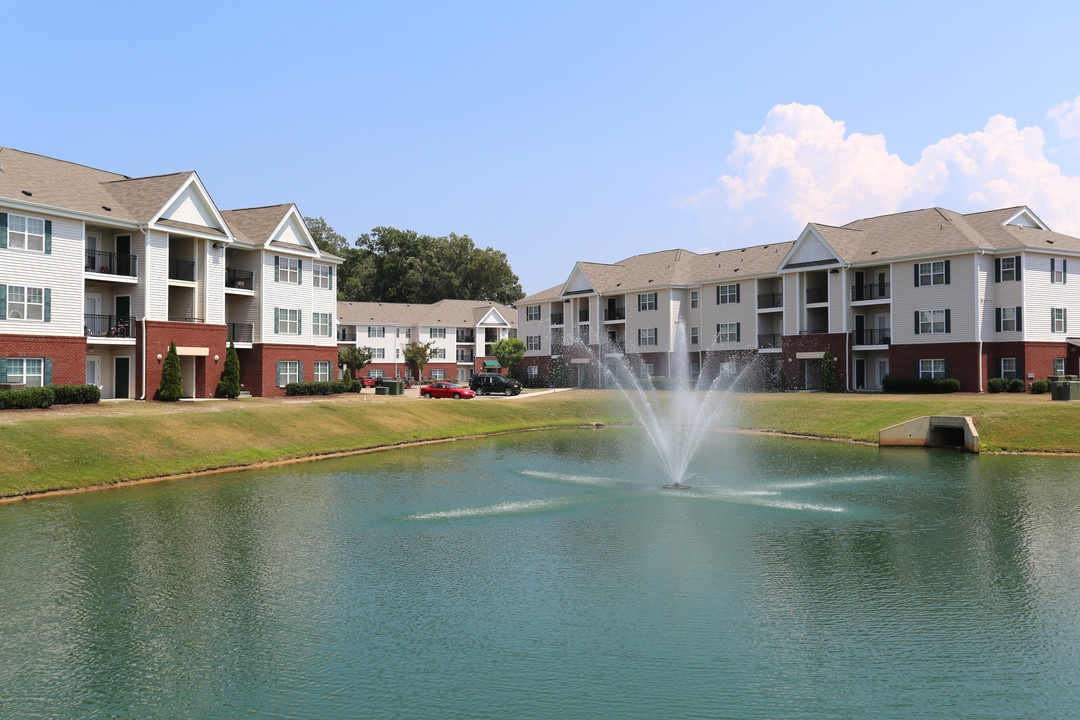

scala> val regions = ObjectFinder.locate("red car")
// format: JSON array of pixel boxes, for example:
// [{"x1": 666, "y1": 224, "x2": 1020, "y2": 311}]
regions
[
  {"x1": 420, "y1": 382, "x2": 475, "y2": 399},
  {"x1": 359, "y1": 376, "x2": 377, "y2": 387}
]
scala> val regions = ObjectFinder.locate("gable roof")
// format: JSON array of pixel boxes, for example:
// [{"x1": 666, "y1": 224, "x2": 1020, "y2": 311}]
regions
[{"x1": 337, "y1": 299, "x2": 517, "y2": 328}]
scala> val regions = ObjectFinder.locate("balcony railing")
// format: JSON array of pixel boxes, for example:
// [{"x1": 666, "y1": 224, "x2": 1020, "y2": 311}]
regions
[
  {"x1": 604, "y1": 307, "x2": 626, "y2": 321},
  {"x1": 757, "y1": 333, "x2": 782, "y2": 349},
  {"x1": 85, "y1": 250, "x2": 138, "y2": 277},
  {"x1": 805, "y1": 287, "x2": 829, "y2": 304},
  {"x1": 168, "y1": 316, "x2": 205, "y2": 323},
  {"x1": 550, "y1": 313, "x2": 564, "y2": 325},
  {"x1": 578, "y1": 310, "x2": 590, "y2": 322},
  {"x1": 457, "y1": 350, "x2": 475, "y2": 363},
  {"x1": 757, "y1": 292, "x2": 783, "y2": 309},
  {"x1": 228, "y1": 322, "x2": 254, "y2": 343},
  {"x1": 337, "y1": 328, "x2": 356, "y2": 342},
  {"x1": 852, "y1": 327, "x2": 891, "y2": 345},
  {"x1": 850, "y1": 282, "x2": 890, "y2": 301},
  {"x1": 225, "y1": 268, "x2": 254, "y2": 290},
  {"x1": 84, "y1": 314, "x2": 136, "y2": 338},
  {"x1": 169, "y1": 258, "x2": 196, "y2": 282},
  {"x1": 456, "y1": 331, "x2": 475, "y2": 343}
]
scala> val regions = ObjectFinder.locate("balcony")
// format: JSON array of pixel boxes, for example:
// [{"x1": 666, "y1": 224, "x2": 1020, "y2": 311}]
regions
[
  {"x1": 168, "y1": 316, "x2": 204, "y2": 323},
  {"x1": 225, "y1": 268, "x2": 254, "y2": 290},
  {"x1": 550, "y1": 313, "x2": 564, "y2": 326},
  {"x1": 457, "y1": 350, "x2": 475, "y2": 363},
  {"x1": 338, "y1": 328, "x2": 356, "y2": 342},
  {"x1": 805, "y1": 287, "x2": 829, "y2": 304},
  {"x1": 228, "y1": 322, "x2": 253, "y2": 343},
  {"x1": 578, "y1": 310, "x2": 590, "y2": 323},
  {"x1": 169, "y1": 258, "x2": 196, "y2": 282},
  {"x1": 456, "y1": 331, "x2": 475, "y2": 343},
  {"x1": 757, "y1": 292, "x2": 783, "y2": 309},
  {"x1": 757, "y1": 333, "x2": 782, "y2": 349},
  {"x1": 84, "y1": 314, "x2": 136, "y2": 338},
  {"x1": 85, "y1": 250, "x2": 138, "y2": 277},
  {"x1": 604, "y1": 307, "x2": 626, "y2": 321},
  {"x1": 852, "y1": 327, "x2": 891, "y2": 346},
  {"x1": 850, "y1": 282, "x2": 890, "y2": 302}
]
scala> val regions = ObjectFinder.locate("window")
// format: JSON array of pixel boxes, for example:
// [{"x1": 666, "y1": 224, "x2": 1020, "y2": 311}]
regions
[
  {"x1": 526, "y1": 306, "x2": 541, "y2": 322},
  {"x1": 312, "y1": 312, "x2": 332, "y2": 337},
  {"x1": 3, "y1": 358, "x2": 45, "y2": 386},
  {"x1": 276, "y1": 360, "x2": 299, "y2": 386},
  {"x1": 716, "y1": 322, "x2": 740, "y2": 343},
  {"x1": 996, "y1": 256, "x2": 1020, "y2": 282},
  {"x1": 430, "y1": 328, "x2": 446, "y2": 339},
  {"x1": 717, "y1": 284, "x2": 740, "y2": 304},
  {"x1": 431, "y1": 369, "x2": 446, "y2": 380},
  {"x1": 639, "y1": 363, "x2": 655, "y2": 378},
  {"x1": 314, "y1": 361, "x2": 331, "y2": 382},
  {"x1": 916, "y1": 309, "x2": 949, "y2": 335},
  {"x1": 370, "y1": 369, "x2": 385, "y2": 379},
  {"x1": 4, "y1": 214, "x2": 46, "y2": 252},
  {"x1": 691, "y1": 326, "x2": 699, "y2": 345},
  {"x1": 435, "y1": 348, "x2": 446, "y2": 360},
  {"x1": 1051, "y1": 258, "x2": 1067, "y2": 284},
  {"x1": 276, "y1": 256, "x2": 299, "y2": 284},
  {"x1": 312, "y1": 263, "x2": 331, "y2": 289},
  {"x1": 527, "y1": 335, "x2": 541, "y2": 351},
  {"x1": 368, "y1": 326, "x2": 385, "y2": 338},
  {"x1": 526, "y1": 365, "x2": 539, "y2": 379},
  {"x1": 638, "y1": 293, "x2": 657, "y2": 312},
  {"x1": 916, "y1": 260, "x2": 949, "y2": 287},
  {"x1": 1052, "y1": 308, "x2": 1067, "y2": 333},
  {"x1": 996, "y1": 306, "x2": 1021, "y2": 333},
  {"x1": 371, "y1": 348, "x2": 385, "y2": 359},
  {"x1": 690, "y1": 362, "x2": 700, "y2": 378},
  {"x1": 1055, "y1": 358, "x2": 1066, "y2": 376},
  {"x1": 919, "y1": 359, "x2": 945, "y2": 379},
  {"x1": 690, "y1": 291, "x2": 699, "y2": 309},
  {"x1": 1000, "y1": 358, "x2": 1017, "y2": 379},
  {"x1": 638, "y1": 328, "x2": 658, "y2": 346},
  {"x1": 5, "y1": 285, "x2": 46, "y2": 320},
  {"x1": 276, "y1": 308, "x2": 300, "y2": 334}
]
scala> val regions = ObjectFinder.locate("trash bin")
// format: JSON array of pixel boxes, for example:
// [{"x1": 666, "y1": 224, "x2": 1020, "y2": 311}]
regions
[{"x1": 374, "y1": 386, "x2": 389, "y2": 396}]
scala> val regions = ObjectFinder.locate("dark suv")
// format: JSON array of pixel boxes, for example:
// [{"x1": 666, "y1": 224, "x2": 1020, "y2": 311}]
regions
[{"x1": 469, "y1": 373, "x2": 522, "y2": 396}]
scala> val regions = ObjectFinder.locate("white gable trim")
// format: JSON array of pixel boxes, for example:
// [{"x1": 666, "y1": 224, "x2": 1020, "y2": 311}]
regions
[
  {"x1": 477, "y1": 307, "x2": 510, "y2": 326},
  {"x1": 562, "y1": 262, "x2": 597, "y2": 295},
  {"x1": 1004, "y1": 207, "x2": 1048, "y2": 231},
  {"x1": 150, "y1": 173, "x2": 234, "y2": 242},
  {"x1": 778, "y1": 225, "x2": 844, "y2": 272},
  {"x1": 265, "y1": 206, "x2": 319, "y2": 257}
]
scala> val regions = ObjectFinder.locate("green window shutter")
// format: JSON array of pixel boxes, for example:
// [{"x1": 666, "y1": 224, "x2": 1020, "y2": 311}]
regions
[
  {"x1": 0, "y1": 213, "x2": 7, "y2": 249},
  {"x1": 44, "y1": 220, "x2": 52, "y2": 255},
  {"x1": 1051, "y1": 308, "x2": 1057, "y2": 332},
  {"x1": 1064, "y1": 260, "x2": 1069, "y2": 284},
  {"x1": 274, "y1": 308, "x2": 280, "y2": 334},
  {"x1": 913, "y1": 311, "x2": 920, "y2": 335},
  {"x1": 329, "y1": 266, "x2": 334, "y2": 291},
  {"x1": 297, "y1": 310, "x2": 302, "y2": 336},
  {"x1": 298, "y1": 260, "x2": 303, "y2": 285},
  {"x1": 274, "y1": 256, "x2": 280, "y2": 282},
  {"x1": 735, "y1": 284, "x2": 741, "y2": 303},
  {"x1": 944, "y1": 260, "x2": 951, "y2": 285},
  {"x1": 1051, "y1": 258, "x2": 1057, "y2": 283},
  {"x1": 944, "y1": 309, "x2": 951, "y2": 333},
  {"x1": 1065, "y1": 309, "x2": 1068, "y2": 333},
  {"x1": 1016, "y1": 307, "x2": 1023, "y2": 332},
  {"x1": 298, "y1": 361, "x2": 305, "y2": 382},
  {"x1": 275, "y1": 361, "x2": 284, "y2": 386},
  {"x1": 735, "y1": 323, "x2": 741, "y2": 343},
  {"x1": 0, "y1": 285, "x2": 6, "y2": 319},
  {"x1": 995, "y1": 308, "x2": 1002, "y2": 332},
  {"x1": 44, "y1": 289, "x2": 51, "y2": 322},
  {"x1": 44, "y1": 359, "x2": 53, "y2": 386},
  {"x1": 0, "y1": 358, "x2": 7, "y2": 383}
]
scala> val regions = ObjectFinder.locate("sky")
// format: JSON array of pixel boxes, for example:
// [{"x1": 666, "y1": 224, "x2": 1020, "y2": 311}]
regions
[{"x1": 6, "y1": 1, "x2": 1080, "y2": 297}]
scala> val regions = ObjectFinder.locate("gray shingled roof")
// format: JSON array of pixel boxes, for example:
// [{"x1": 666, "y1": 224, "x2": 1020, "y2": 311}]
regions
[
  {"x1": 220, "y1": 204, "x2": 292, "y2": 245},
  {"x1": 337, "y1": 299, "x2": 516, "y2": 328}
]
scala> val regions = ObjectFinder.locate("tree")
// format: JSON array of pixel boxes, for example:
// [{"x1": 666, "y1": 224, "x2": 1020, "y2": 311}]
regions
[
  {"x1": 339, "y1": 346, "x2": 373, "y2": 380},
  {"x1": 216, "y1": 342, "x2": 241, "y2": 398},
  {"x1": 158, "y1": 342, "x2": 183, "y2": 401},
  {"x1": 404, "y1": 340, "x2": 438, "y2": 381},
  {"x1": 489, "y1": 337, "x2": 526, "y2": 377},
  {"x1": 820, "y1": 349, "x2": 838, "y2": 392},
  {"x1": 305, "y1": 216, "x2": 351, "y2": 256}
]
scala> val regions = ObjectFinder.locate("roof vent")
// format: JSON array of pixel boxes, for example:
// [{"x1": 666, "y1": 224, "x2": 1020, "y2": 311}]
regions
[
  {"x1": 1046, "y1": 239, "x2": 1054, "y2": 244},
  {"x1": 101, "y1": 205, "x2": 112, "y2": 212},
  {"x1": 21, "y1": 190, "x2": 32, "y2": 196}
]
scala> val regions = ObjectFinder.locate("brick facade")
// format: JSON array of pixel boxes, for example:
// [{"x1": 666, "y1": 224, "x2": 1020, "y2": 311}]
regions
[
  {"x1": 0, "y1": 334, "x2": 88, "y2": 386},
  {"x1": 142, "y1": 322, "x2": 229, "y2": 400},
  {"x1": 240, "y1": 344, "x2": 339, "y2": 397}
]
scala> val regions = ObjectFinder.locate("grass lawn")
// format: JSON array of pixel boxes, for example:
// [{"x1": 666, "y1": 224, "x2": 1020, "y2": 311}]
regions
[{"x1": 1, "y1": 389, "x2": 1076, "y2": 500}]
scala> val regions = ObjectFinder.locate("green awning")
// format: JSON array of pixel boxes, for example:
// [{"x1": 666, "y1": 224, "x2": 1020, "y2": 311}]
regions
[{"x1": 483, "y1": 360, "x2": 501, "y2": 368}]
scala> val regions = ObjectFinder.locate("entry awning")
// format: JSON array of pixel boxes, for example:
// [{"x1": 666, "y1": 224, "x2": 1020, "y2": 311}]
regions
[
  {"x1": 176, "y1": 346, "x2": 210, "y2": 356},
  {"x1": 796, "y1": 351, "x2": 826, "y2": 360},
  {"x1": 483, "y1": 360, "x2": 500, "y2": 368}
]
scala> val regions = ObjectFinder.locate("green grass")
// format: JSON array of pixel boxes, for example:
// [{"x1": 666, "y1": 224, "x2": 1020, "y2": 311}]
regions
[{"x1": 1, "y1": 389, "x2": 1077, "y2": 500}]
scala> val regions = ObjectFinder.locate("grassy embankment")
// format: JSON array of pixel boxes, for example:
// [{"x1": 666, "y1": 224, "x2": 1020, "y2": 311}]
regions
[{"x1": 1, "y1": 389, "x2": 1077, "y2": 500}]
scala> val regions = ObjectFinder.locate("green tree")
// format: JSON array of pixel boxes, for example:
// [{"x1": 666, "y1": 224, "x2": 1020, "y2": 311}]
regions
[
  {"x1": 820, "y1": 349, "x2": 838, "y2": 392},
  {"x1": 158, "y1": 342, "x2": 183, "y2": 401},
  {"x1": 215, "y1": 342, "x2": 241, "y2": 398},
  {"x1": 489, "y1": 337, "x2": 526, "y2": 377},
  {"x1": 338, "y1": 346, "x2": 373, "y2": 380},
  {"x1": 305, "y1": 216, "x2": 351, "y2": 256},
  {"x1": 404, "y1": 340, "x2": 438, "y2": 381}
]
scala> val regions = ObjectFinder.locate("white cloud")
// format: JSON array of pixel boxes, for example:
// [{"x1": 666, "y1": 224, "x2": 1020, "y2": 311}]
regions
[
  {"x1": 681, "y1": 102, "x2": 1080, "y2": 240},
  {"x1": 1048, "y1": 94, "x2": 1080, "y2": 142}
]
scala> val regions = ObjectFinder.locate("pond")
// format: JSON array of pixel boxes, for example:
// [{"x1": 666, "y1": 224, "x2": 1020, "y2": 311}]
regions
[{"x1": 1, "y1": 429, "x2": 1078, "y2": 719}]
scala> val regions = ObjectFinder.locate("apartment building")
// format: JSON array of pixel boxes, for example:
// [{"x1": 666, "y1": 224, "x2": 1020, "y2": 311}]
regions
[
  {"x1": 337, "y1": 299, "x2": 517, "y2": 383},
  {"x1": 0, "y1": 147, "x2": 340, "y2": 399},
  {"x1": 518, "y1": 206, "x2": 1080, "y2": 392}
]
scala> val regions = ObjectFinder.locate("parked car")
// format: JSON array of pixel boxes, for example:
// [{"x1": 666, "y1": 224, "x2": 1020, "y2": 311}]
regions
[
  {"x1": 469, "y1": 373, "x2": 522, "y2": 396},
  {"x1": 359, "y1": 376, "x2": 377, "y2": 387},
  {"x1": 420, "y1": 382, "x2": 475, "y2": 399}
]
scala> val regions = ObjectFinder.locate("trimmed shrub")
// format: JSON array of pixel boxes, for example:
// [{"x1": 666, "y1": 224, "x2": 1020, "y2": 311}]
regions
[
  {"x1": 0, "y1": 386, "x2": 55, "y2": 410},
  {"x1": 52, "y1": 384, "x2": 102, "y2": 405},
  {"x1": 1031, "y1": 379, "x2": 1050, "y2": 394},
  {"x1": 882, "y1": 376, "x2": 960, "y2": 394},
  {"x1": 158, "y1": 342, "x2": 183, "y2": 402},
  {"x1": 987, "y1": 377, "x2": 1008, "y2": 393},
  {"x1": 1007, "y1": 378, "x2": 1026, "y2": 393},
  {"x1": 216, "y1": 342, "x2": 241, "y2": 398},
  {"x1": 285, "y1": 380, "x2": 351, "y2": 396}
]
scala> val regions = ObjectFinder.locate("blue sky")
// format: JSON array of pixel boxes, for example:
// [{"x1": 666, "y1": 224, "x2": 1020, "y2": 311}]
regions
[{"x1": 7, "y1": 1, "x2": 1080, "y2": 296}]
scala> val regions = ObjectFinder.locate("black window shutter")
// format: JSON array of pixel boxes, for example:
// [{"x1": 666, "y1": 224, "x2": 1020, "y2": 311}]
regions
[
  {"x1": 1064, "y1": 259, "x2": 1068, "y2": 284},
  {"x1": 944, "y1": 309, "x2": 951, "y2": 333},
  {"x1": 736, "y1": 323, "x2": 741, "y2": 343},
  {"x1": 1015, "y1": 256, "x2": 1022, "y2": 281},
  {"x1": 995, "y1": 308, "x2": 1002, "y2": 332},
  {"x1": 1051, "y1": 258, "x2": 1056, "y2": 283},
  {"x1": 944, "y1": 359, "x2": 951, "y2": 378},
  {"x1": 1065, "y1": 309, "x2": 1068, "y2": 333},
  {"x1": 716, "y1": 286, "x2": 721, "y2": 305},
  {"x1": 1016, "y1": 307, "x2": 1023, "y2": 332},
  {"x1": 44, "y1": 220, "x2": 52, "y2": 255},
  {"x1": 914, "y1": 310, "x2": 920, "y2": 335},
  {"x1": 995, "y1": 257, "x2": 1002, "y2": 283},
  {"x1": 735, "y1": 284, "x2": 740, "y2": 303},
  {"x1": 914, "y1": 263, "x2": 920, "y2": 288},
  {"x1": 0, "y1": 213, "x2": 7, "y2": 249},
  {"x1": 944, "y1": 260, "x2": 951, "y2": 285}
]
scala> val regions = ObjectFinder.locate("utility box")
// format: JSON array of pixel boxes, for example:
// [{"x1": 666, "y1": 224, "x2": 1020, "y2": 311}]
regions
[
  {"x1": 374, "y1": 386, "x2": 389, "y2": 396},
  {"x1": 386, "y1": 380, "x2": 404, "y2": 396},
  {"x1": 1050, "y1": 376, "x2": 1079, "y2": 401}
]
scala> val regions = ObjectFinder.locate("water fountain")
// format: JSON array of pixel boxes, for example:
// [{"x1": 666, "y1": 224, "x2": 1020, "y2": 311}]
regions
[{"x1": 592, "y1": 319, "x2": 742, "y2": 490}]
